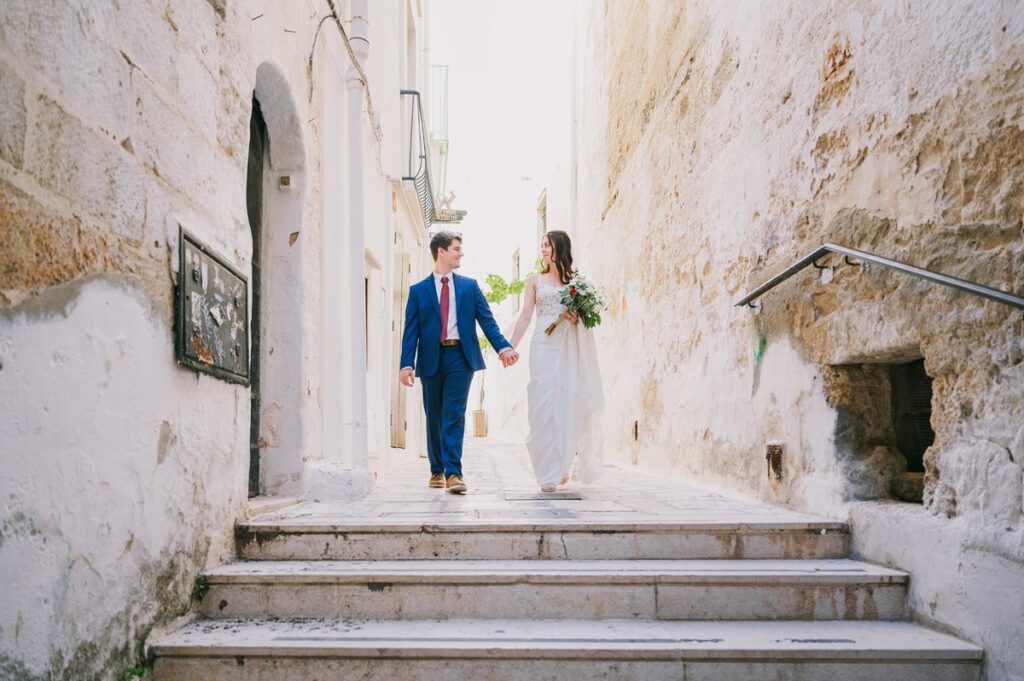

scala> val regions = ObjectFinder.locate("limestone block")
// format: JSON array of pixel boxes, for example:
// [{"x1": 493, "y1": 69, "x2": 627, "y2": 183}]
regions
[
  {"x1": 25, "y1": 95, "x2": 144, "y2": 241},
  {"x1": 0, "y1": 178, "x2": 93, "y2": 299},
  {"x1": 132, "y1": 76, "x2": 218, "y2": 208},
  {"x1": 215, "y1": 79, "x2": 249, "y2": 161},
  {"x1": 165, "y1": 0, "x2": 220, "y2": 73},
  {"x1": 111, "y1": 0, "x2": 179, "y2": 96},
  {"x1": 0, "y1": 60, "x2": 26, "y2": 168},
  {"x1": 0, "y1": 2, "x2": 133, "y2": 138},
  {"x1": 142, "y1": 173, "x2": 214, "y2": 257},
  {"x1": 176, "y1": 47, "x2": 218, "y2": 135},
  {"x1": 212, "y1": 15, "x2": 252, "y2": 149},
  {"x1": 212, "y1": 152, "x2": 249, "y2": 255}
]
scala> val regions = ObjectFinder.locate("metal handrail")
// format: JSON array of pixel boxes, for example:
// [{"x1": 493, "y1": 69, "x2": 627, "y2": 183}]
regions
[
  {"x1": 735, "y1": 243, "x2": 1024, "y2": 310},
  {"x1": 400, "y1": 89, "x2": 435, "y2": 227}
]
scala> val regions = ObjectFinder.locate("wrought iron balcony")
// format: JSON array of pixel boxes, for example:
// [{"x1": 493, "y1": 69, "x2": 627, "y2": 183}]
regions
[{"x1": 401, "y1": 89, "x2": 464, "y2": 228}]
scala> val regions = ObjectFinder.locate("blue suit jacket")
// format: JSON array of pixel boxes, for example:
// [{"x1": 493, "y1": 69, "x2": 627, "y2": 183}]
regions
[{"x1": 400, "y1": 273, "x2": 512, "y2": 377}]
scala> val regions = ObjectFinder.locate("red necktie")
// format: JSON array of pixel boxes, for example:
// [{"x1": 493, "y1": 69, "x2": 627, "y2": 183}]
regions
[{"x1": 439, "y1": 276, "x2": 450, "y2": 341}]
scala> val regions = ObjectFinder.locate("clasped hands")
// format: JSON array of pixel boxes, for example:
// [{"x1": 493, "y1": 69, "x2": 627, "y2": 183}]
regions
[{"x1": 398, "y1": 347, "x2": 521, "y2": 387}]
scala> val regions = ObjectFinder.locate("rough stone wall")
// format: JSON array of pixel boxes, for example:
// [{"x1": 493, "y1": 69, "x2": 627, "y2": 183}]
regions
[
  {"x1": 576, "y1": 1, "x2": 1023, "y2": 678},
  {"x1": 0, "y1": 0, "x2": 324, "y2": 678}
]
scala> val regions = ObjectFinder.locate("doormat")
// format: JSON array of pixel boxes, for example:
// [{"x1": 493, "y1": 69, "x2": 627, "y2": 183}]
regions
[{"x1": 504, "y1": 491, "x2": 583, "y2": 501}]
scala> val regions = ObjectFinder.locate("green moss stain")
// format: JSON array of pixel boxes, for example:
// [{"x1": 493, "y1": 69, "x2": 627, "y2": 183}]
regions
[{"x1": 5, "y1": 537, "x2": 211, "y2": 680}]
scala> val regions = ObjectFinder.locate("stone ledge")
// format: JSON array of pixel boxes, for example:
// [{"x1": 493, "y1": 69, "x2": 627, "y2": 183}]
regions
[
  {"x1": 204, "y1": 558, "x2": 907, "y2": 586},
  {"x1": 151, "y1": 618, "x2": 983, "y2": 661},
  {"x1": 237, "y1": 520, "x2": 850, "y2": 533}
]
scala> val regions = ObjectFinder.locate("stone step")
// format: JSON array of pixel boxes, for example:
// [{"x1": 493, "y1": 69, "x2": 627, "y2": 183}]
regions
[
  {"x1": 199, "y1": 558, "x2": 908, "y2": 621},
  {"x1": 236, "y1": 519, "x2": 850, "y2": 560},
  {"x1": 151, "y1": 617, "x2": 982, "y2": 681}
]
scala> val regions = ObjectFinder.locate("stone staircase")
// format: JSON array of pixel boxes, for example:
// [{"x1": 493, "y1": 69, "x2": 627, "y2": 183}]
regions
[{"x1": 150, "y1": 443, "x2": 981, "y2": 680}]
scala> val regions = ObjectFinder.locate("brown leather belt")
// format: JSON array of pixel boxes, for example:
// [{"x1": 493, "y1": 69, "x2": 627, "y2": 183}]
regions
[{"x1": 440, "y1": 339, "x2": 461, "y2": 346}]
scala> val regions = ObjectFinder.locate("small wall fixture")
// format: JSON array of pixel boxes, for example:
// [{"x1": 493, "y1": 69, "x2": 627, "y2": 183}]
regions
[
  {"x1": 278, "y1": 175, "x2": 292, "y2": 191},
  {"x1": 766, "y1": 441, "x2": 783, "y2": 480}
]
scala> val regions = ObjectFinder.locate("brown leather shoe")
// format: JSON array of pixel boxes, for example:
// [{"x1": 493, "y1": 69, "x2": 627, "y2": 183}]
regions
[
  {"x1": 428, "y1": 473, "x2": 445, "y2": 488},
  {"x1": 446, "y1": 474, "x2": 467, "y2": 494}
]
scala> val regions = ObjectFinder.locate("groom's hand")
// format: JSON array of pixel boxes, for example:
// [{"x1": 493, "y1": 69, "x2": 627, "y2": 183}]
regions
[
  {"x1": 399, "y1": 367, "x2": 415, "y2": 387},
  {"x1": 499, "y1": 349, "x2": 519, "y2": 367}
]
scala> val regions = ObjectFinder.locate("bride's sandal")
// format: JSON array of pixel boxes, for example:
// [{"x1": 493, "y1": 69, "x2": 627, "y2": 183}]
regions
[{"x1": 540, "y1": 485, "x2": 557, "y2": 493}]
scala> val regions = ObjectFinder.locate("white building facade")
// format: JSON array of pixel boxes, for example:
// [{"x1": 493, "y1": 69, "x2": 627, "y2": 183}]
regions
[{"x1": 0, "y1": 0, "x2": 440, "y2": 677}]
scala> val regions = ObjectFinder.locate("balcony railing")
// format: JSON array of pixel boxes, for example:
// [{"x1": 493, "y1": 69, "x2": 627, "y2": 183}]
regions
[{"x1": 400, "y1": 89, "x2": 436, "y2": 228}]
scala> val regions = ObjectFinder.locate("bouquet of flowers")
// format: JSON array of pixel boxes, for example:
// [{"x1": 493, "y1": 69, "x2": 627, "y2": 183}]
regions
[{"x1": 545, "y1": 273, "x2": 610, "y2": 335}]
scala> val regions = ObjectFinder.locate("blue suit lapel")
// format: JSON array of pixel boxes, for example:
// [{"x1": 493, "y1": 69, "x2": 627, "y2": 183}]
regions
[
  {"x1": 453, "y1": 274, "x2": 472, "y2": 322},
  {"x1": 422, "y1": 274, "x2": 441, "y2": 319}
]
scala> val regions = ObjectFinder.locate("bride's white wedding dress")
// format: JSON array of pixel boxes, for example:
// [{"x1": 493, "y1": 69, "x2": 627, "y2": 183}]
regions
[{"x1": 526, "y1": 281, "x2": 605, "y2": 488}]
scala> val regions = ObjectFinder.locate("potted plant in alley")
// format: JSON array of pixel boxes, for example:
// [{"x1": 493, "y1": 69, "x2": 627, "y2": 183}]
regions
[{"x1": 475, "y1": 273, "x2": 526, "y2": 437}]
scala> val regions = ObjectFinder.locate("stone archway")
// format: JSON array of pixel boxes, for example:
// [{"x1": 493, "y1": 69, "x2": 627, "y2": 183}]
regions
[{"x1": 249, "y1": 61, "x2": 307, "y2": 495}]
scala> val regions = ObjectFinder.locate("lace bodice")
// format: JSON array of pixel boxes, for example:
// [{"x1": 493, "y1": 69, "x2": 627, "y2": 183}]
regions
[{"x1": 535, "y1": 280, "x2": 564, "y2": 322}]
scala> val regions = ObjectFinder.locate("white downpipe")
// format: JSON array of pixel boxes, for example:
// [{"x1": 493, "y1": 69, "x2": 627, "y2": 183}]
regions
[
  {"x1": 570, "y1": 0, "x2": 579, "y2": 232},
  {"x1": 347, "y1": 0, "x2": 369, "y2": 469}
]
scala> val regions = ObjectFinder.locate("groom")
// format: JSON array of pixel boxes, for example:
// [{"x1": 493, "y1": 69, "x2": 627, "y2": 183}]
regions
[{"x1": 399, "y1": 231, "x2": 519, "y2": 494}]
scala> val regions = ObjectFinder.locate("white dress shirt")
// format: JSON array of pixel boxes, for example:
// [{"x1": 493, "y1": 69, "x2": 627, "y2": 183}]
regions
[{"x1": 433, "y1": 271, "x2": 460, "y2": 341}]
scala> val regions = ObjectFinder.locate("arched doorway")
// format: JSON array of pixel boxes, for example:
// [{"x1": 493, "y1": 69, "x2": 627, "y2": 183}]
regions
[
  {"x1": 246, "y1": 95, "x2": 268, "y2": 497},
  {"x1": 246, "y1": 62, "x2": 307, "y2": 496}
]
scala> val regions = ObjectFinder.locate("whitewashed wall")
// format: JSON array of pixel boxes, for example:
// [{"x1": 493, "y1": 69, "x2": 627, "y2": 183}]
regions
[{"x1": 0, "y1": 0, "x2": 433, "y2": 677}]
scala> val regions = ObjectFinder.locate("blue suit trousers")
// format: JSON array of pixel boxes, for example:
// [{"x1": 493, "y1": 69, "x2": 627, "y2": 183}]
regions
[{"x1": 421, "y1": 345, "x2": 474, "y2": 477}]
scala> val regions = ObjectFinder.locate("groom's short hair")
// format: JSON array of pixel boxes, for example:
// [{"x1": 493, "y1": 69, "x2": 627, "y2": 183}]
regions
[{"x1": 430, "y1": 230, "x2": 462, "y2": 260}]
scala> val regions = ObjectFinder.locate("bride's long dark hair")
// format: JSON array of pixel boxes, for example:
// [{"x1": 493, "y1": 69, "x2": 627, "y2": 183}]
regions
[{"x1": 542, "y1": 230, "x2": 576, "y2": 285}]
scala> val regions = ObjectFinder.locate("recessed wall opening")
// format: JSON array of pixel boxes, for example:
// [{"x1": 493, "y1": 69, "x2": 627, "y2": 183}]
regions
[
  {"x1": 889, "y1": 359, "x2": 934, "y2": 502},
  {"x1": 825, "y1": 355, "x2": 935, "y2": 504}
]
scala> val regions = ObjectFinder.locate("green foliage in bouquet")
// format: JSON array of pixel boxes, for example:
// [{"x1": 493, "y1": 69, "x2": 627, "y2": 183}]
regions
[{"x1": 559, "y1": 274, "x2": 609, "y2": 329}]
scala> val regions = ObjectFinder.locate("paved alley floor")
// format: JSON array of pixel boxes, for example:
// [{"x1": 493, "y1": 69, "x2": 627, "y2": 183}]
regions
[{"x1": 258, "y1": 437, "x2": 841, "y2": 529}]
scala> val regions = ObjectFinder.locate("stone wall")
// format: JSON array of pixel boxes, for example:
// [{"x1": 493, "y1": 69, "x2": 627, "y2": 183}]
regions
[
  {"x1": 575, "y1": 1, "x2": 1023, "y2": 678},
  {"x1": 0, "y1": 0, "x2": 325, "y2": 678}
]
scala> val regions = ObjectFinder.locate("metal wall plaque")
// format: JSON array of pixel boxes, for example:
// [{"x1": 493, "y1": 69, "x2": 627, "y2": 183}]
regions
[{"x1": 176, "y1": 227, "x2": 249, "y2": 385}]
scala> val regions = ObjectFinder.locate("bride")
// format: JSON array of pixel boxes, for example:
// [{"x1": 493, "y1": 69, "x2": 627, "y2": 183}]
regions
[{"x1": 508, "y1": 230, "x2": 605, "y2": 492}]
